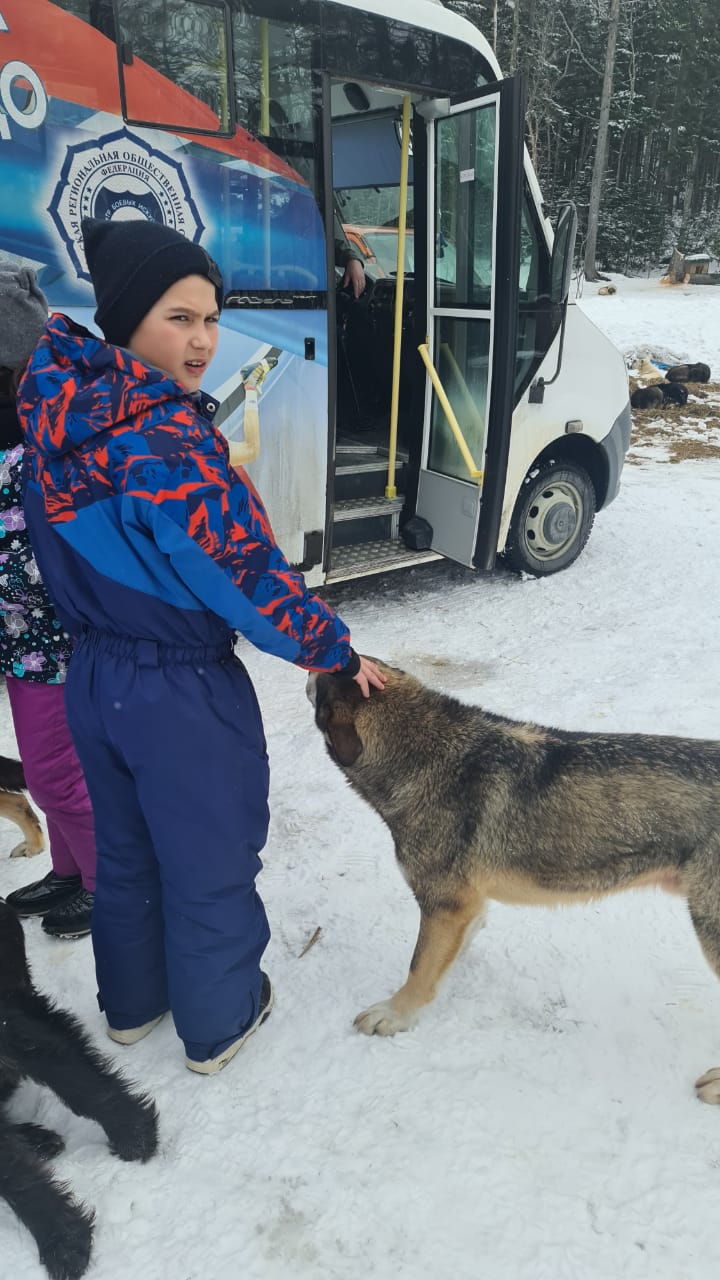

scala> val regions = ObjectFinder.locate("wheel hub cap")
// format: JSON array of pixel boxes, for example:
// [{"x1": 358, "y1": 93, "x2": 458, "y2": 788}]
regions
[{"x1": 525, "y1": 482, "x2": 581, "y2": 560}]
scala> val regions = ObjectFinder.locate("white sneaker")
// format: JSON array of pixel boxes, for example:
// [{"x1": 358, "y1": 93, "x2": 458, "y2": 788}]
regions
[
  {"x1": 107, "y1": 1013, "x2": 166, "y2": 1045},
  {"x1": 185, "y1": 974, "x2": 274, "y2": 1075}
]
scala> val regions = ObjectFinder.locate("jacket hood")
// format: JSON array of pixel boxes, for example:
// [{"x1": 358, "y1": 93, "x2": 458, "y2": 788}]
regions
[{"x1": 17, "y1": 313, "x2": 193, "y2": 459}]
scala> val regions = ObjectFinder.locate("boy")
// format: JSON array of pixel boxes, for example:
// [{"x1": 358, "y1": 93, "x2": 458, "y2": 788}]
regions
[{"x1": 18, "y1": 218, "x2": 384, "y2": 1074}]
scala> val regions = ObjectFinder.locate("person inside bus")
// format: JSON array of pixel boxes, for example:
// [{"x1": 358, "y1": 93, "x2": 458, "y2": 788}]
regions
[
  {"x1": 0, "y1": 266, "x2": 97, "y2": 940},
  {"x1": 335, "y1": 218, "x2": 366, "y2": 299},
  {"x1": 18, "y1": 217, "x2": 385, "y2": 1076}
]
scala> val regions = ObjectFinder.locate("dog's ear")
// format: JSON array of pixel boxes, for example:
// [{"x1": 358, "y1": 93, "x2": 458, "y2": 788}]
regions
[
  {"x1": 313, "y1": 676, "x2": 364, "y2": 766},
  {"x1": 325, "y1": 717, "x2": 363, "y2": 767}
]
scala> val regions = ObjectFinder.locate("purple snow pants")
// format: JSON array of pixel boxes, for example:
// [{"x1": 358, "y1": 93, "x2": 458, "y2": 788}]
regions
[{"x1": 5, "y1": 676, "x2": 97, "y2": 892}]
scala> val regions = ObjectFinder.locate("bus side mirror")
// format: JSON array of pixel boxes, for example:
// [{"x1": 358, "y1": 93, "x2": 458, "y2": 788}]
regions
[{"x1": 529, "y1": 202, "x2": 578, "y2": 403}]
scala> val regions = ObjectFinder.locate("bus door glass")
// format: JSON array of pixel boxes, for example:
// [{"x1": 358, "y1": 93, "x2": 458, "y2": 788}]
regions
[{"x1": 416, "y1": 79, "x2": 523, "y2": 568}]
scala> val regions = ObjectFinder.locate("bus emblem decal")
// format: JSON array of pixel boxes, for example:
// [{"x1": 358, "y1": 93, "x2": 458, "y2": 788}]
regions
[
  {"x1": 48, "y1": 127, "x2": 204, "y2": 282},
  {"x1": 0, "y1": 59, "x2": 48, "y2": 141}
]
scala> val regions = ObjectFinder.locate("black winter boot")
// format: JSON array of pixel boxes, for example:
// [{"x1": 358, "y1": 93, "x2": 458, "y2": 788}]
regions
[
  {"x1": 6, "y1": 870, "x2": 82, "y2": 916},
  {"x1": 41, "y1": 887, "x2": 94, "y2": 939}
]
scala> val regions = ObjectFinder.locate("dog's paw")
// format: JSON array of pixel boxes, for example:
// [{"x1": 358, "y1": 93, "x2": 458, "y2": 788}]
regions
[
  {"x1": 10, "y1": 839, "x2": 43, "y2": 858},
  {"x1": 105, "y1": 1096, "x2": 159, "y2": 1163},
  {"x1": 14, "y1": 1122, "x2": 65, "y2": 1160},
  {"x1": 695, "y1": 1067, "x2": 720, "y2": 1105},
  {"x1": 38, "y1": 1205, "x2": 95, "y2": 1280},
  {"x1": 353, "y1": 1001, "x2": 417, "y2": 1036}
]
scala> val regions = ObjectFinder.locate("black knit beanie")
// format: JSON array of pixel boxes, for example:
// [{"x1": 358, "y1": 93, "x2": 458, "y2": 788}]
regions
[{"x1": 81, "y1": 217, "x2": 224, "y2": 348}]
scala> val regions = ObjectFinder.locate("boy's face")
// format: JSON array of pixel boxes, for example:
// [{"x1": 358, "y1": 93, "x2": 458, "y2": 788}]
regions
[{"x1": 128, "y1": 275, "x2": 220, "y2": 391}]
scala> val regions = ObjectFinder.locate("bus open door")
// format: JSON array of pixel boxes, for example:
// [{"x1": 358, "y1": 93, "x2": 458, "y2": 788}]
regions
[{"x1": 414, "y1": 76, "x2": 525, "y2": 572}]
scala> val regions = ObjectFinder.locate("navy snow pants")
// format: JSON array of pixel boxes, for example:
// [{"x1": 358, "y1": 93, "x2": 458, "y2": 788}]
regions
[{"x1": 65, "y1": 629, "x2": 271, "y2": 1062}]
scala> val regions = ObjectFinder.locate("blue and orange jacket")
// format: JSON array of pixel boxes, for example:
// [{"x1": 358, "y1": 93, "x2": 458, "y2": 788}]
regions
[{"x1": 18, "y1": 315, "x2": 357, "y2": 674}]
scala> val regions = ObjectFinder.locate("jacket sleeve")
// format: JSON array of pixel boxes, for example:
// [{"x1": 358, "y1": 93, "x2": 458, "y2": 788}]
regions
[
  {"x1": 333, "y1": 210, "x2": 363, "y2": 269},
  {"x1": 122, "y1": 419, "x2": 358, "y2": 674}
]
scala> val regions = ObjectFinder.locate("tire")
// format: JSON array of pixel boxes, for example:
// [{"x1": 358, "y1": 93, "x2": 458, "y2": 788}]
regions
[{"x1": 503, "y1": 460, "x2": 596, "y2": 577}]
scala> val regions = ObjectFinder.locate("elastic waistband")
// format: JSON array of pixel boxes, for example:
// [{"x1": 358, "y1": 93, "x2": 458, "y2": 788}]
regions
[{"x1": 78, "y1": 627, "x2": 234, "y2": 668}]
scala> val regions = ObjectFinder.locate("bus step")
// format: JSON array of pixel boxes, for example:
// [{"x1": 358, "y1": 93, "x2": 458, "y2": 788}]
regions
[
  {"x1": 336, "y1": 456, "x2": 388, "y2": 475},
  {"x1": 327, "y1": 540, "x2": 442, "y2": 584},
  {"x1": 332, "y1": 495, "x2": 404, "y2": 548},
  {"x1": 335, "y1": 453, "x2": 406, "y2": 502}
]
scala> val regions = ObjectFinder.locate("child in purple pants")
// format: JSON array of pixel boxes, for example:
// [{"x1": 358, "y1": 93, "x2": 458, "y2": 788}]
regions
[{"x1": 0, "y1": 266, "x2": 96, "y2": 938}]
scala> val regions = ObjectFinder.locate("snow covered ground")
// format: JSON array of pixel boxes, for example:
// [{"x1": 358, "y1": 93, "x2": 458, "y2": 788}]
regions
[
  {"x1": 577, "y1": 271, "x2": 720, "y2": 374},
  {"x1": 2, "y1": 276, "x2": 720, "y2": 1280}
]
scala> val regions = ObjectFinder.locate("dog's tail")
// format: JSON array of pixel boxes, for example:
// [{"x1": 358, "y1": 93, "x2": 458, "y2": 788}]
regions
[{"x1": 0, "y1": 755, "x2": 26, "y2": 793}]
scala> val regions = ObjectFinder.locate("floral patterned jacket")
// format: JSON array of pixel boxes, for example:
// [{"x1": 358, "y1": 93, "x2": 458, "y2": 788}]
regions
[{"x1": 0, "y1": 399, "x2": 72, "y2": 683}]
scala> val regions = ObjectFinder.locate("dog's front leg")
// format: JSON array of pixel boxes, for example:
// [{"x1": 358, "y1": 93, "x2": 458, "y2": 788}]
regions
[
  {"x1": 354, "y1": 895, "x2": 485, "y2": 1036},
  {"x1": 0, "y1": 1115, "x2": 95, "y2": 1280},
  {"x1": 4, "y1": 794, "x2": 45, "y2": 858},
  {"x1": 8, "y1": 995, "x2": 158, "y2": 1162}
]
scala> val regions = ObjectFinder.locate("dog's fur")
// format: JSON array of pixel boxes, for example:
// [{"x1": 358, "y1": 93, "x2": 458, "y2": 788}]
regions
[
  {"x1": 635, "y1": 357, "x2": 665, "y2": 385},
  {"x1": 630, "y1": 384, "x2": 664, "y2": 410},
  {"x1": 666, "y1": 362, "x2": 711, "y2": 383},
  {"x1": 0, "y1": 900, "x2": 158, "y2": 1279},
  {"x1": 659, "y1": 381, "x2": 689, "y2": 406},
  {"x1": 0, "y1": 753, "x2": 44, "y2": 858},
  {"x1": 309, "y1": 662, "x2": 720, "y2": 1104}
]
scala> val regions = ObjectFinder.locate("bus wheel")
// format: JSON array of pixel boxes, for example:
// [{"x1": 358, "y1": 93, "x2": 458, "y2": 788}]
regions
[{"x1": 504, "y1": 461, "x2": 596, "y2": 576}]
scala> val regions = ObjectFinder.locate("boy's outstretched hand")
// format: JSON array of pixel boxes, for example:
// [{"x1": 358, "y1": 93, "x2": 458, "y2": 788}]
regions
[{"x1": 353, "y1": 656, "x2": 387, "y2": 698}]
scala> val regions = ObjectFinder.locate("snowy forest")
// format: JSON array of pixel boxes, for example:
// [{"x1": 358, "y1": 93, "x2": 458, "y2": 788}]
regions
[{"x1": 447, "y1": 0, "x2": 720, "y2": 276}]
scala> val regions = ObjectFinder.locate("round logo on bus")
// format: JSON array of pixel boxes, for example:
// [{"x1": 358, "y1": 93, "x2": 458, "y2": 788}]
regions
[{"x1": 48, "y1": 127, "x2": 204, "y2": 281}]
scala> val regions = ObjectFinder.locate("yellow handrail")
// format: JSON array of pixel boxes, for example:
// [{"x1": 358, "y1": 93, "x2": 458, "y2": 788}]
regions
[
  {"x1": 227, "y1": 355, "x2": 277, "y2": 467},
  {"x1": 439, "y1": 342, "x2": 484, "y2": 435},
  {"x1": 227, "y1": 389, "x2": 260, "y2": 467},
  {"x1": 417, "y1": 343, "x2": 483, "y2": 482},
  {"x1": 385, "y1": 94, "x2": 411, "y2": 500}
]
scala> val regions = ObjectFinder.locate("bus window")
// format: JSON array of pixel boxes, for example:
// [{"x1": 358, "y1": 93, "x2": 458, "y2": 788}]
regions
[
  {"x1": 333, "y1": 112, "x2": 415, "y2": 281},
  {"x1": 116, "y1": 0, "x2": 233, "y2": 134},
  {"x1": 320, "y1": 4, "x2": 489, "y2": 99},
  {"x1": 232, "y1": 7, "x2": 319, "y2": 196},
  {"x1": 428, "y1": 320, "x2": 491, "y2": 479},
  {"x1": 435, "y1": 106, "x2": 495, "y2": 311},
  {"x1": 427, "y1": 102, "x2": 497, "y2": 482},
  {"x1": 220, "y1": 6, "x2": 325, "y2": 292},
  {"x1": 48, "y1": 1, "x2": 115, "y2": 34},
  {"x1": 514, "y1": 193, "x2": 556, "y2": 401},
  {"x1": 519, "y1": 196, "x2": 551, "y2": 301}
]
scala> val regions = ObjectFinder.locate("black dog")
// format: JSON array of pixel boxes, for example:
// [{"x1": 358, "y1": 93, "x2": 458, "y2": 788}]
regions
[
  {"x1": 660, "y1": 381, "x2": 689, "y2": 406},
  {"x1": 0, "y1": 900, "x2": 158, "y2": 1280},
  {"x1": 667, "y1": 362, "x2": 711, "y2": 383},
  {"x1": 630, "y1": 384, "x2": 664, "y2": 410}
]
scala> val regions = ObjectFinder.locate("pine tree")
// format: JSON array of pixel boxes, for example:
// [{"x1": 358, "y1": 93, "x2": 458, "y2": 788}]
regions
[{"x1": 446, "y1": 0, "x2": 720, "y2": 272}]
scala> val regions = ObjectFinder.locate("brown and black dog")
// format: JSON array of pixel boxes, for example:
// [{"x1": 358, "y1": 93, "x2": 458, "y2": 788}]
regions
[
  {"x1": 0, "y1": 754, "x2": 44, "y2": 858},
  {"x1": 308, "y1": 660, "x2": 720, "y2": 1104}
]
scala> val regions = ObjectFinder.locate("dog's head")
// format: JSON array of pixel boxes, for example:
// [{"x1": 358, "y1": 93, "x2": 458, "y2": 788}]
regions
[{"x1": 307, "y1": 659, "x2": 401, "y2": 769}]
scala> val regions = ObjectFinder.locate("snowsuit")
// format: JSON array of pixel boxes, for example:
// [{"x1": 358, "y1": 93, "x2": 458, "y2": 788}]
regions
[
  {"x1": 19, "y1": 315, "x2": 357, "y2": 1061},
  {"x1": 0, "y1": 396, "x2": 96, "y2": 889}
]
